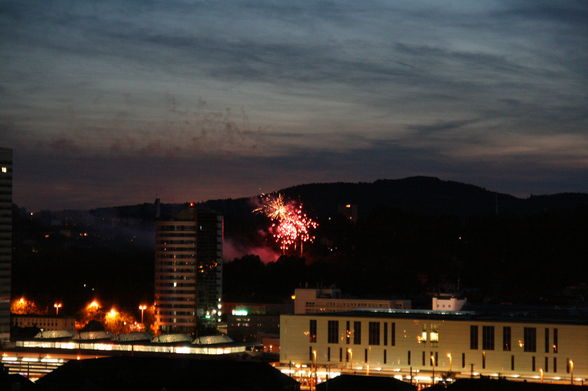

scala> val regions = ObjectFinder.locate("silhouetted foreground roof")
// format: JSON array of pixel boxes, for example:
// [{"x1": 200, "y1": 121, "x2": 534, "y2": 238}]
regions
[
  {"x1": 36, "y1": 356, "x2": 299, "y2": 391},
  {"x1": 0, "y1": 373, "x2": 36, "y2": 391},
  {"x1": 317, "y1": 375, "x2": 416, "y2": 391},
  {"x1": 424, "y1": 378, "x2": 587, "y2": 391}
]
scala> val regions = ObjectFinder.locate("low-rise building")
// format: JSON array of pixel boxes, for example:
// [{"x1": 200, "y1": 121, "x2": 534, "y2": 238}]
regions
[
  {"x1": 294, "y1": 288, "x2": 411, "y2": 315},
  {"x1": 12, "y1": 315, "x2": 75, "y2": 331},
  {"x1": 280, "y1": 308, "x2": 588, "y2": 385}
]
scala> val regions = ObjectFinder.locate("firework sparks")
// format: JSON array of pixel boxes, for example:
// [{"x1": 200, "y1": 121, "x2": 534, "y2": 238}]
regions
[{"x1": 254, "y1": 193, "x2": 318, "y2": 254}]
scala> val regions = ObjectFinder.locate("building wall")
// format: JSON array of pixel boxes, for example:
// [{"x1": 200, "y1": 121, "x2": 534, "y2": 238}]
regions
[
  {"x1": 12, "y1": 315, "x2": 75, "y2": 331},
  {"x1": 280, "y1": 314, "x2": 588, "y2": 381},
  {"x1": 294, "y1": 289, "x2": 410, "y2": 315},
  {"x1": 155, "y1": 206, "x2": 222, "y2": 334},
  {"x1": 0, "y1": 147, "x2": 12, "y2": 344}
]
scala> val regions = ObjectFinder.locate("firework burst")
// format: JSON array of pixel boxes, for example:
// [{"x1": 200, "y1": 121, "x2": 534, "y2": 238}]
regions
[{"x1": 254, "y1": 193, "x2": 318, "y2": 254}]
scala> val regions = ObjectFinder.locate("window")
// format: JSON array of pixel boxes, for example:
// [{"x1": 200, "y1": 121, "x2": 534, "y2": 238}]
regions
[
  {"x1": 364, "y1": 348, "x2": 368, "y2": 363},
  {"x1": 545, "y1": 328, "x2": 549, "y2": 353},
  {"x1": 553, "y1": 328, "x2": 558, "y2": 353},
  {"x1": 511, "y1": 355, "x2": 515, "y2": 371},
  {"x1": 327, "y1": 347, "x2": 331, "y2": 361},
  {"x1": 368, "y1": 322, "x2": 380, "y2": 345},
  {"x1": 524, "y1": 328, "x2": 537, "y2": 352},
  {"x1": 383, "y1": 323, "x2": 388, "y2": 345},
  {"x1": 353, "y1": 321, "x2": 362, "y2": 345},
  {"x1": 391, "y1": 322, "x2": 396, "y2": 346},
  {"x1": 470, "y1": 325, "x2": 479, "y2": 349},
  {"x1": 346, "y1": 321, "x2": 351, "y2": 344},
  {"x1": 482, "y1": 326, "x2": 495, "y2": 350},
  {"x1": 384, "y1": 349, "x2": 387, "y2": 364},
  {"x1": 328, "y1": 320, "x2": 339, "y2": 344},
  {"x1": 553, "y1": 357, "x2": 557, "y2": 373},
  {"x1": 545, "y1": 357, "x2": 549, "y2": 372},
  {"x1": 422, "y1": 351, "x2": 426, "y2": 366},
  {"x1": 345, "y1": 349, "x2": 349, "y2": 362},
  {"x1": 309, "y1": 346, "x2": 314, "y2": 361},
  {"x1": 566, "y1": 358, "x2": 570, "y2": 373},
  {"x1": 532, "y1": 356, "x2": 536, "y2": 372},
  {"x1": 339, "y1": 347, "x2": 343, "y2": 362},
  {"x1": 309, "y1": 320, "x2": 317, "y2": 343},
  {"x1": 482, "y1": 352, "x2": 486, "y2": 369},
  {"x1": 503, "y1": 326, "x2": 511, "y2": 351},
  {"x1": 407, "y1": 350, "x2": 411, "y2": 365}
]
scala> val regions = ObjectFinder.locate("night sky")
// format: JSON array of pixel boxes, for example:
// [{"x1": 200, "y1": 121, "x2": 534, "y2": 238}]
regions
[{"x1": 1, "y1": 1, "x2": 587, "y2": 210}]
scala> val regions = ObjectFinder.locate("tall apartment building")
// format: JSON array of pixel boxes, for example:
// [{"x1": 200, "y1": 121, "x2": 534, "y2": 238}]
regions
[
  {"x1": 154, "y1": 204, "x2": 223, "y2": 334},
  {"x1": 0, "y1": 147, "x2": 12, "y2": 344}
]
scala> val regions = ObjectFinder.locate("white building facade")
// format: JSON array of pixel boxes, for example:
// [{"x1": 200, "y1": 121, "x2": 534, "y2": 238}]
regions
[{"x1": 280, "y1": 309, "x2": 588, "y2": 385}]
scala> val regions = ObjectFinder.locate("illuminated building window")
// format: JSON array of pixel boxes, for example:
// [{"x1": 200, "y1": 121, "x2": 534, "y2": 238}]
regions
[
  {"x1": 553, "y1": 328, "x2": 558, "y2": 353},
  {"x1": 309, "y1": 320, "x2": 317, "y2": 343},
  {"x1": 503, "y1": 326, "x2": 511, "y2": 351},
  {"x1": 430, "y1": 330, "x2": 439, "y2": 343},
  {"x1": 345, "y1": 321, "x2": 351, "y2": 344},
  {"x1": 1, "y1": 167, "x2": 6, "y2": 173}
]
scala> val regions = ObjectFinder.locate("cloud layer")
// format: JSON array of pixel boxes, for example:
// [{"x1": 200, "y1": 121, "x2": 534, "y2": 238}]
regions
[{"x1": 1, "y1": 0, "x2": 587, "y2": 209}]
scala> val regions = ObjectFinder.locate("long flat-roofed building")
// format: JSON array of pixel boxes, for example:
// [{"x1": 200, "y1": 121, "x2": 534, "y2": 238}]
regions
[
  {"x1": 294, "y1": 288, "x2": 411, "y2": 314},
  {"x1": 0, "y1": 147, "x2": 12, "y2": 344},
  {"x1": 280, "y1": 308, "x2": 588, "y2": 385},
  {"x1": 155, "y1": 204, "x2": 223, "y2": 334}
]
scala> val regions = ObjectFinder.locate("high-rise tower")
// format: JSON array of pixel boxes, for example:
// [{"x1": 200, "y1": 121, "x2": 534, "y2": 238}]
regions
[
  {"x1": 0, "y1": 147, "x2": 12, "y2": 344},
  {"x1": 154, "y1": 203, "x2": 223, "y2": 334}
]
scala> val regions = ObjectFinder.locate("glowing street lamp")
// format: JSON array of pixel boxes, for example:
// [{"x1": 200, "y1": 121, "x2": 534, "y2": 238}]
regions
[
  {"x1": 570, "y1": 360, "x2": 575, "y2": 385},
  {"x1": 138, "y1": 304, "x2": 147, "y2": 324},
  {"x1": 53, "y1": 302, "x2": 62, "y2": 316}
]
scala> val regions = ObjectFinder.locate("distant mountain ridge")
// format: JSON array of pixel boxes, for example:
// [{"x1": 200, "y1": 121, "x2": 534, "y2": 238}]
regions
[{"x1": 91, "y1": 176, "x2": 588, "y2": 221}]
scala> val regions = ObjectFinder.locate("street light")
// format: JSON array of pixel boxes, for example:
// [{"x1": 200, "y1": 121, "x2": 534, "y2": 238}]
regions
[
  {"x1": 53, "y1": 302, "x2": 62, "y2": 316},
  {"x1": 431, "y1": 353, "x2": 436, "y2": 385},
  {"x1": 138, "y1": 304, "x2": 147, "y2": 324},
  {"x1": 570, "y1": 360, "x2": 574, "y2": 385}
]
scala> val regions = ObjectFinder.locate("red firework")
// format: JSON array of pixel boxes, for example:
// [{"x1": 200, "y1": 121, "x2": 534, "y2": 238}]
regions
[{"x1": 255, "y1": 193, "x2": 318, "y2": 254}]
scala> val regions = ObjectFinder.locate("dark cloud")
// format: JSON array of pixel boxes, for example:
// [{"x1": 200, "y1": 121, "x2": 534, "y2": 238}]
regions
[{"x1": 1, "y1": 0, "x2": 587, "y2": 209}]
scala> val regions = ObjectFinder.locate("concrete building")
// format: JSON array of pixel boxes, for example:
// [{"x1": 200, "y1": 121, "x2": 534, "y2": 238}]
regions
[
  {"x1": 0, "y1": 147, "x2": 12, "y2": 344},
  {"x1": 293, "y1": 288, "x2": 411, "y2": 315},
  {"x1": 12, "y1": 315, "x2": 75, "y2": 331},
  {"x1": 155, "y1": 204, "x2": 223, "y2": 334},
  {"x1": 432, "y1": 295, "x2": 467, "y2": 311},
  {"x1": 280, "y1": 309, "x2": 588, "y2": 385}
]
